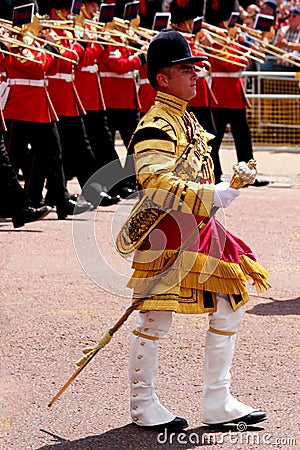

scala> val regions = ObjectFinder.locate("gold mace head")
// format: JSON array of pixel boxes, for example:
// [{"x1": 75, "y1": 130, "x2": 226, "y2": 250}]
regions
[{"x1": 230, "y1": 159, "x2": 257, "y2": 189}]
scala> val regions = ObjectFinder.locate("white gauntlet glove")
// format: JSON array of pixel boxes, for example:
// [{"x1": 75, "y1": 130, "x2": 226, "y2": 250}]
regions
[{"x1": 213, "y1": 181, "x2": 240, "y2": 208}]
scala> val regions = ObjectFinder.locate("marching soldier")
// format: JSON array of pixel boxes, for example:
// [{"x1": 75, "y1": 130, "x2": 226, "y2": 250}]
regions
[
  {"x1": 43, "y1": 0, "x2": 120, "y2": 207},
  {"x1": 97, "y1": 8, "x2": 147, "y2": 196},
  {"x1": 0, "y1": 7, "x2": 92, "y2": 219},
  {"x1": 0, "y1": 113, "x2": 51, "y2": 228},
  {"x1": 75, "y1": 0, "x2": 124, "y2": 196},
  {"x1": 206, "y1": 15, "x2": 270, "y2": 186},
  {"x1": 170, "y1": 0, "x2": 218, "y2": 135}
]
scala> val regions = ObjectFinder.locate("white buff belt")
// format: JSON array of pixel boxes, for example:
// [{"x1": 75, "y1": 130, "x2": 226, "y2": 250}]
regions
[
  {"x1": 0, "y1": 78, "x2": 48, "y2": 109},
  {"x1": 47, "y1": 73, "x2": 75, "y2": 82},
  {"x1": 100, "y1": 71, "x2": 134, "y2": 79},
  {"x1": 81, "y1": 64, "x2": 98, "y2": 73},
  {"x1": 211, "y1": 72, "x2": 241, "y2": 78}
]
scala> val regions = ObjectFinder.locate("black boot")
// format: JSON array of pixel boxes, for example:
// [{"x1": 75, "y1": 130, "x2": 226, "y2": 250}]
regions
[
  {"x1": 98, "y1": 192, "x2": 121, "y2": 207},
  {"x1": 82, "y1": 184, "x2": 120, "y2": 208},
  {"x1": 56, "y1": 199, "x2": 92, "y2": 220},
  {"x1": 12, "y1": 205, "x2": 52, "y2": 228}
]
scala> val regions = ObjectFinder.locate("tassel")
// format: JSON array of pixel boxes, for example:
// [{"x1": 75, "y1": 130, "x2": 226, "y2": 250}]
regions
[
  {"x1": 239, "y1": 255, "x2": 272, "y2": 292},
  {"x1": 76, "y1": 332, "x2": 112, "y2": 367}
]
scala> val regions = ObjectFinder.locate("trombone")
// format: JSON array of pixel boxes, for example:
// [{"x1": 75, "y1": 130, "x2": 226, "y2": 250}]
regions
[
  {"x1": 0, "y1": 17, "x2": 79, "y2": 64},
  {"x1": 112, "y1": 16, "x2": 249, "y2": 67},
  {"x1": 39, "y1": 14, "x2": 147, "y2": 54},
  {"x1": 176, "y1": 28, "x2": 249, "y2": 68},
  {"x1": 234, "y1": 22, "x2": 300, "y2": 68},
  {"x1": 74, "y1": 13, "x2": 149, "y2": 53},
  {"x1": 201, "y1": 22, "x2": 266, "y2": 64},
  {"x1": 0, "y1": 40, "x2": 44, "y2": 64},
  {"x1": 0, "y1": 32, "x2": 46, "y2": 64}
]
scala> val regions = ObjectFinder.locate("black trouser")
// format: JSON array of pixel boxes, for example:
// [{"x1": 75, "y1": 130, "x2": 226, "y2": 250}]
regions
[
  {"x1": 83, "y1": 110, "x2": 117, "y2": 168},
  {"x1": 56, "y1": 115, "x2": 112, "y2": 205},
  {"x1": 0, "y1": 131, "x2": 26, "y2": 216},
  {"x1": 106, "y1": 107, "x2": 140, "y2": 149},
  {"x1": 56, "y1": 115, "x2": 97, "y2": 186},
  {"x1": 4, "y1": 120, "x2": 69, "y2": 208},
  {"x1": 82, "y1": 110, "x2": 123, "y2": 189},
  {"x1": 210, "y1": 108, "x2": 254, "y2": 183},
  {"x1": 106, "y1": 108, "x2": 140, "y2": 189}
]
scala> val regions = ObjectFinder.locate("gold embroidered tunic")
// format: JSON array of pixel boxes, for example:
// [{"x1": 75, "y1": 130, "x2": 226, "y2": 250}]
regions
[{"x1": 124, "y1": 92, "x2": 271, "y2": 314}]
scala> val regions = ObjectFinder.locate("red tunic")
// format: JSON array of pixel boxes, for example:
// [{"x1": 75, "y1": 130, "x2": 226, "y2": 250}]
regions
[
  {"x1": 0, "y1": 53, "x2": 7, "y2": 83},
  {"x1": 2, "y1": 47, "x2": 58, "y2": 123},
  {"x1": 46, "y1": 29, "x2": 86, "y2": 117},
  {"x1": 98, "y1": 42, "x2": 143, "y2": 110},
  {"x1": 209, "y1": 43, "x2": 251, "y2": 110},
  {"x1": 138, "y1": 64, "x2": 156, "y2": 114},
  {"x1": 188, "y1": 43, "x2": 218, "y2": 108},
  {"x1": 75, "y1": 41, "x2": 106, "y2": 111}
]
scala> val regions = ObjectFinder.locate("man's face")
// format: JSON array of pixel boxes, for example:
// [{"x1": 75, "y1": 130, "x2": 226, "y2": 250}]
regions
[
  {"x1": 288, "y1": 11, "x2": 300, "y2": 28},
  {"x1": 84, "y1": 2, "x2": 99, "y2": 19},
  {"x1": 157, "y1": 63, "x2": 199, "y2": 101}
]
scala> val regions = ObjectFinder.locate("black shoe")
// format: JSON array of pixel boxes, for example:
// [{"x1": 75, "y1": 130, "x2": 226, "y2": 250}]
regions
[
  {"x1": 118, "y1": 186, "x2": 138, "y2": 199},
  {"x1": 232, "y1": 411, "x2": 267, "y2": 426},
  {"x1": 12, "y1": 205, "x2": 52, "y2": 228},
  {"x1": 253, "y1": 179, "x2": 269, "y2": 187},
  {"x1": 244, "y1": 179, "x2": 269, "y2": 188},
  {"x1": 30, "y1": 198, "x2": 47, "y2": 208},
  {"x1": 70, "y1": 193, "x2": 79, "y2": 202},
  {"x1": 135, "y1": 417, "x2": 188, "y2": 431},
  {"x1": 56, "y1": 199, "x2": 92, "y2": 219},
  {"x1": 97, "y1": 192, "x2": 120, "y2": 207},
  {"x1": 205, "y1": 411, "x2": 267, "y2": 427}
]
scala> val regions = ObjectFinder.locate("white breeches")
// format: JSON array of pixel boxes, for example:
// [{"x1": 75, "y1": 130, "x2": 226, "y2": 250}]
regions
[
  {"x1": 202, "y1": 294, "x2": 254, "y2": 424},
  {"x1": 129, "y1": 294, "x2": 254, "y2": 426},
  {"x1": 129, "y1": 310, "x2": 175, "y2": 426}
]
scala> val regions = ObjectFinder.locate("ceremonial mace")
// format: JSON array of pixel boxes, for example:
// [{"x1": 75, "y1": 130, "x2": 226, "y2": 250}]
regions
[{"x1": 48, "y1": 160, "x2": 257, "y2": 407}]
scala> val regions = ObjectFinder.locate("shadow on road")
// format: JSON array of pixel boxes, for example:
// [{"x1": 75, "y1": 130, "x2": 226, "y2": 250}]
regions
[
  {"x1": 247, "y1": 297, "x2": 300, "y2": 316},
  {"x1": 38, "y1": 423, "x2": 266, "y2": 450}
]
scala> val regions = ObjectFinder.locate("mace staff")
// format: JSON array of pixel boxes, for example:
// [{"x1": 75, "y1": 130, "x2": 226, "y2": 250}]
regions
[
  {"x1": 48, "y1": 160, "x2": 257, "y2": 408},
  {"x1": 48, "y1": 302, "x2": 139, "y2": 407}
]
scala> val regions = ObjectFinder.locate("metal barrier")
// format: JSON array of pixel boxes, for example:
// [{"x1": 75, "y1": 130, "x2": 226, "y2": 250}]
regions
[{"x1": 224, "y1": 71, "x2": 300, "y2": 150}]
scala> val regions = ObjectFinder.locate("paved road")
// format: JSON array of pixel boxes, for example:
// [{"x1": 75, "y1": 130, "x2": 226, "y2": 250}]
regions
[{"x1": 1, "y1": 148, "x2": 299, "y2": 449}]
